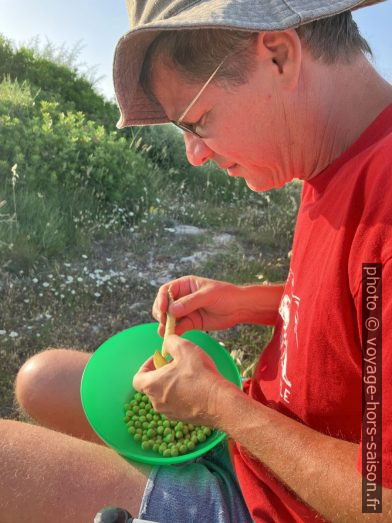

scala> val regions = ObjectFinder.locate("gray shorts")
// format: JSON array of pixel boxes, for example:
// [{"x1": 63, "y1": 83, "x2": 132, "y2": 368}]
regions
[{"x1": 138, "y1": 440, "x2": 254, "y2": 523}]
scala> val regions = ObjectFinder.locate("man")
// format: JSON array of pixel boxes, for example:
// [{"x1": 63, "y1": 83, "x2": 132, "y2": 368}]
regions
[{"x1": 2, "y1": 0, "x2": 391, "y2": 521}]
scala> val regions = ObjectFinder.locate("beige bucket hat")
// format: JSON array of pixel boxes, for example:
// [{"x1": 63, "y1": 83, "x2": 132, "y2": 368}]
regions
[{"x1": 113, "y1": 0, "x2": 384, "y2": 129}]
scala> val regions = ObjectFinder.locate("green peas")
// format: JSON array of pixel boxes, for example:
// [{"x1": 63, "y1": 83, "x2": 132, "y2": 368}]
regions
[
  {"x1": 159, "y1": 443, "x2": 168, "y2": 453},
  {"x1": 124, "y1": 391, "x2": 214, "y2": 458}
]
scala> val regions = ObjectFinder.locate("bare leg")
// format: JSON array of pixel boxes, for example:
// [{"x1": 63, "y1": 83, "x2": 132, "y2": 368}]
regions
[
  {"x1": 0, "y1": 419, "x2": 149, "y2": 523},
  {"x1": 15, "y1": 348, "x2": 113, "y2": 445}
]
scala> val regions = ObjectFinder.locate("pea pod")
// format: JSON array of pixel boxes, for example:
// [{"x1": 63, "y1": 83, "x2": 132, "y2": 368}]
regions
[
  {"x1": 153, "y1": 350, "x2": 168, "y2": 369},
  {"x1": 153, "y1": 287, "x2": 175, "y2": 368}
]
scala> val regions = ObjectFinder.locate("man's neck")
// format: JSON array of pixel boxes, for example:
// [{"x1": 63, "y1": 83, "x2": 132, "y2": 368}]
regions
[{"x1": 297, "y1": 53, "x2": 392, "y2": 181}]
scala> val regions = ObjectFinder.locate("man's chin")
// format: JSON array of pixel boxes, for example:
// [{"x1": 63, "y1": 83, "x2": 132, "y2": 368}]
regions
[
  {"x1": 245, "y1": 179, "x2": 277, "y2": 193},
  {"x1": 244, "y1": 172, "x2": 289, "y2": 193}
]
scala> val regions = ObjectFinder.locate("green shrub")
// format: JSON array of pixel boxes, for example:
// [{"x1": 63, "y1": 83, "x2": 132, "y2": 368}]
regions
[{"x1": 0, "y1": 78, "x2": 156, "y2": 213}]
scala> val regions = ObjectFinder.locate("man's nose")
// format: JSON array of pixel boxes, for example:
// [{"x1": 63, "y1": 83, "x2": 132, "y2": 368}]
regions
[{"x1": 184, "y1": 133, "x2": 214, "y2": 166}]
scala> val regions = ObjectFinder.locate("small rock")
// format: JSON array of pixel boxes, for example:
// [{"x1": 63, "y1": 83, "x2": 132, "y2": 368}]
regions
[{"x1": 174, "y1": 225, "x2": 204, "y2": 235}]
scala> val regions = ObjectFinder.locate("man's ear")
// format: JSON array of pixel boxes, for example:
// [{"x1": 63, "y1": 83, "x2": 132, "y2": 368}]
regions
[{"x1": 255, "y1": 30, "x2": 302, "y2": 91}]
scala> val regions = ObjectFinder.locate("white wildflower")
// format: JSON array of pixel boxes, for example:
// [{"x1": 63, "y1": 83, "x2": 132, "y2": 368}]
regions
[{"x1": 9, "y1": 331, "x2": 18, "y2": 338}]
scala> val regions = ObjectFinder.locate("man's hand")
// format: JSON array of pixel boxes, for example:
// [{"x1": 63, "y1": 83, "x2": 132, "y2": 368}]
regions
[
  {"x1": 153, "y1": 276, "x2": 285, "y2": 336},
  {"x1": 152, "y1": 276, "x2": 242, "y2": 336},
  {"x1": 132, "y1": 334, "x2": 228, "y2": 426}
]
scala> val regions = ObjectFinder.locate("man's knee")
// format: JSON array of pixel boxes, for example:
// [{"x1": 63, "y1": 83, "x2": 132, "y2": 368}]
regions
[{"x1": 15, "y1": 348, "x2": 86, "y2": 416}]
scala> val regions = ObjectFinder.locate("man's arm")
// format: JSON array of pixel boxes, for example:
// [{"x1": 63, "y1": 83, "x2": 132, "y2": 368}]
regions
[
  {"x1": 215, "y1": 383, "x2": 392, "y2": 521},
  {"x1": 236, "y1": 283, "x2": 285, "y2": 325}
]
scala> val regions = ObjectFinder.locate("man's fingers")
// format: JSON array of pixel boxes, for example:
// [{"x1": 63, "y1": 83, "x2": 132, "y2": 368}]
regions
[
  {"x1": 152, "y1": 284, "x2": 169, "y2": 322},
  {"x1": 135, "y1": 355, "x2": 155, "y2": 375},
  {"x1": 133, "y1": 357, "x2": 155, "y2": 391},
  {"x1": 175, "y1": 312, "x2": 203, "y2": 335},
  {"x1": 162, "y1": 334, "x2": 199, "y2": 359}
]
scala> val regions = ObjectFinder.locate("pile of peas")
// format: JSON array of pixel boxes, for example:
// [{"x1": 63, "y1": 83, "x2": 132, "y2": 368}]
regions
[{"x1": 124, "y1": 391, "x2": 212, "y2": 457}]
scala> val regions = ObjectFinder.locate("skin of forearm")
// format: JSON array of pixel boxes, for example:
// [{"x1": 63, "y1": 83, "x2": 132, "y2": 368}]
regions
[
  {"x1": 235, "y1": 283, "x2": 285, "y2": 325},
  {"x1": 213, "y1": 383, "x2": 392, "y2": 522}
]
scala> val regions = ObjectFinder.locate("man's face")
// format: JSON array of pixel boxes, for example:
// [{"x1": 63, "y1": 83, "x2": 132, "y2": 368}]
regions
[{"x1": 151, "y1": 53, "x2": 300, "y2": 192}]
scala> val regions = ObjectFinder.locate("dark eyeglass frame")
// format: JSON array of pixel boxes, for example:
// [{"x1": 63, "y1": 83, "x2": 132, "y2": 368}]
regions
[{"x1": 170, "y1": 56, "x2": 228, "y2": 138}]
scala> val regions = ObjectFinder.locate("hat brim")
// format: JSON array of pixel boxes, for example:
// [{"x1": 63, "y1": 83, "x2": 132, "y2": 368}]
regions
[{"x1": 113, "y1": 0, "x2": 385, "y2": 129}]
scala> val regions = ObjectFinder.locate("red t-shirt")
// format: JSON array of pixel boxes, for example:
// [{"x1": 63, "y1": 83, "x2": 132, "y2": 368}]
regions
[{"x1": 232, "y1": 104, "x2": 392, "y2": 522}]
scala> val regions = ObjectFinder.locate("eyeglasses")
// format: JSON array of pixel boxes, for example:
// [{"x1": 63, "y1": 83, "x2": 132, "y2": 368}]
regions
[{"x1": 170, "y1": 56, "x2": 228, "y2": 138}]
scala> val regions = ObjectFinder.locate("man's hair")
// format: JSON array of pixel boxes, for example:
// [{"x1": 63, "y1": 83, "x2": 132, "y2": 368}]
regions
[{"x1": 140, "y1": 11, "x2": 372, "y2": 98}]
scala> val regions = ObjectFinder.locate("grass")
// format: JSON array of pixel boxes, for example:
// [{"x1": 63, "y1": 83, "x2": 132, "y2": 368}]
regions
[{"x1": 0, "y1": 176, "x2": 300, "y2": 419}]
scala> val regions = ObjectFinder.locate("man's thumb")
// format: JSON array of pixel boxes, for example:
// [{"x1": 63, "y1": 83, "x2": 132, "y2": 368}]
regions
[{"x1": 169, "y1": 290, "x2": 208, "y2": 318}]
